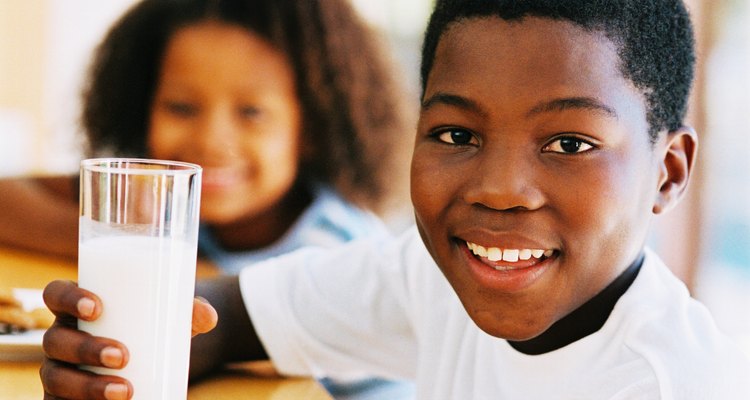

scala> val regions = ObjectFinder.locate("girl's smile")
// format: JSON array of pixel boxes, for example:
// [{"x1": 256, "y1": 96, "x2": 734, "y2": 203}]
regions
[{"x1": 200, "y1": 166, "x2": 249, "y2": 193}]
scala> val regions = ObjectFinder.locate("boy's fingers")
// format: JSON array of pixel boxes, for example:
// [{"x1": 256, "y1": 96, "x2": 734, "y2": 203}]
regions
[
  {"x1": 40, "y1": 358, "x2": 133, "y2": 400},
  {"x1": 192, "y1": 297, "x2": 218, "y2": 337},
  {"x1": 43, "y1": 325, "x2": 129, "y2": 369},
  {"x1": 43, "y1": 280, "x2": 102, "y2": 322}
]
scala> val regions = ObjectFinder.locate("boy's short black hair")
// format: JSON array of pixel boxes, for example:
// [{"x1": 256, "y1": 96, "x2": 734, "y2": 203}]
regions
[{"x1": 420, "y1": 0, "x2": 696, "y2": 142}]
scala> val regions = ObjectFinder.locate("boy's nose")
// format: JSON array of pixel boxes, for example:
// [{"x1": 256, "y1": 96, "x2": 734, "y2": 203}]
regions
[{"x1": 462, "y1": 151, "x2": 545, "y2": 212}]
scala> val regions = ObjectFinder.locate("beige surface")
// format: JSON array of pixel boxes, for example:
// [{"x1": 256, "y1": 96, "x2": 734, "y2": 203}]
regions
[
  {"x1": 0, "y1": 246, "x2": 331, "y2": 399},
  {"x1": 0, "y1": 360, "x2": 331, "y2": 400}
]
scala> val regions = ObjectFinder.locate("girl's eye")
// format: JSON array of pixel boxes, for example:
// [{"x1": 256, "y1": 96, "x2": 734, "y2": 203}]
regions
[
  {"x1": 239, "y1": 106, "x2": 261, "y2": 119},
  {"x1": 434, "y1": 129, "x2": 477, "y2": 146},
  {"x1": 543, "y1": 136, "x2": 594, "y2": 154},
  {"x1": 163, "y1": 101, "x2": 197, "y2": 117}
]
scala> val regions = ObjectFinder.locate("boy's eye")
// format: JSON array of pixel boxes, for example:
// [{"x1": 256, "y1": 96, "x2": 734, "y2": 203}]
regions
[
  {"x1": 543, "y1": 136, "x2": 594, "y2": 154},
  {"x1": 434, "y1": 129, "x2": 478, "y2": 146}
]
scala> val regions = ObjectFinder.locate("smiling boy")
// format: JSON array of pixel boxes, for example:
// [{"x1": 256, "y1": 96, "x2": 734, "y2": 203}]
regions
[
  {"x1": 413, "y1": 14, "x2": 665, "y2": 342},
  {"x1": 40, "y1": 0, "x2": 750, "y2": 399}
]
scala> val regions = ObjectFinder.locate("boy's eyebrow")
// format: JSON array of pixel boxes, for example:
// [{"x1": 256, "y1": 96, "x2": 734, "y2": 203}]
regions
[
  {"x1": 527, "y1": 97, "x2": 618, "y2": 119},
  {"x1": 421, "y1": 92, "x2": 487, "y2": 117},
  {"x1": 421, "y1": 93, "x2": 617, "y2": 120}
]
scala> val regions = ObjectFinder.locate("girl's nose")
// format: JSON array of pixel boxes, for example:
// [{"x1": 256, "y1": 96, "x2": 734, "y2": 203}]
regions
[
  {"x1": 195, "y1": 108, "x2": 240, "y2": 158},
  {"x1": 462, "y1": 148, "x2": 545, "y2": 212}
]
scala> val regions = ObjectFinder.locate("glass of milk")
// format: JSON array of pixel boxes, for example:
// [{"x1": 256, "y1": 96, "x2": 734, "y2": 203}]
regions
[{"x1": 78, "y1": 158, "x2": 202, "y2": 400}]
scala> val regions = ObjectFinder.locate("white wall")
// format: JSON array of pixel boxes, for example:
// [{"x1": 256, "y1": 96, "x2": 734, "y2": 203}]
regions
[{"x1": 0, "y1": 0, "x2": 136, "y2": 176}]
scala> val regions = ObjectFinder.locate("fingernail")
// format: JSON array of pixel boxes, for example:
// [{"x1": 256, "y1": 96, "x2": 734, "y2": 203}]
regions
[
  {"x1": 100, "y1": 346, "x2": 124, "y2": 369},
  {"x1": 77, "y1": 297, "x2": 96, "y2": 319},
  {"x1": 104, "y1": 383, "x2": 130, "y2": 400},
  {"x1": 195, "y1": 296, "x2": 209, "y2": 304}
]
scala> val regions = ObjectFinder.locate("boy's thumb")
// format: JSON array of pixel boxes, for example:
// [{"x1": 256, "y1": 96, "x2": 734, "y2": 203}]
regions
[{"x1": 191, "y1": 296, "x2": 218, "y2": 337}]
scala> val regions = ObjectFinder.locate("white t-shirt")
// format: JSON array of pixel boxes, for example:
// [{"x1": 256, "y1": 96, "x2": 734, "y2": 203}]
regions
[
  {"x1": 240, "y1": 227, "x2": 750, "y2": 399},
  {"x1": 200, "y1": 184, "x2": 413, "y2": 399}
]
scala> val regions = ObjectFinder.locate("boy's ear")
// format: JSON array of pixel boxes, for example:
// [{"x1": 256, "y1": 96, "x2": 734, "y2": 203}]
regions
[{"x1": 653, "y1": 126, "x2": 698, "y2": 214}]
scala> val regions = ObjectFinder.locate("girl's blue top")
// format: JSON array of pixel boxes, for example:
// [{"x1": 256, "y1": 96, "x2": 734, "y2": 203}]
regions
[{"x1": 199, "y1": 184, "x2": 389, "y2": 274}]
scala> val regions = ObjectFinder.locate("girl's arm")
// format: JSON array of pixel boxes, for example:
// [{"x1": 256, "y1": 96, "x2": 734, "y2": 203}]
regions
[{"x1": 0, "y1": 176, "x2": 79, "y2": 259}]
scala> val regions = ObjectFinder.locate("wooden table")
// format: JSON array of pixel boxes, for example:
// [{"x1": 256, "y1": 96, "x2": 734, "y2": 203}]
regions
[{"x1": 0, "y1": 246, "x2": 332, "y2": 400}]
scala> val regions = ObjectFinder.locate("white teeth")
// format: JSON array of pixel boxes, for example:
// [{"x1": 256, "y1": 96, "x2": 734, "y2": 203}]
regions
[
  {"x1": 467, "y1": 242, "x2": 554, "y2": 263},
  {"x1": 476, "y1": 245, "x2": 487, "y2": 257},
  {"x1": 487, "y1": 247, "x2": 502, "y2": 261},
  {"x1": 502, "y1": 249, "x2": 519, "y2": 262}
]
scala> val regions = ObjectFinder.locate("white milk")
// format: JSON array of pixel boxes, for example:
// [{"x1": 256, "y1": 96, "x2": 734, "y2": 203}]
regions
[{"x1": 78, "y1": 235, "x2": 197, "y2": 400}]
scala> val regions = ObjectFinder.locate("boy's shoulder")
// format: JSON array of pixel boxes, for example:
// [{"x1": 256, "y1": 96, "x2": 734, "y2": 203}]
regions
[
  {"x1": 617, "y1": 249, "x2": 733, "y2": 343},
  {"x1": 613, "y1": 249, "x2": 750, "y2": 398}
]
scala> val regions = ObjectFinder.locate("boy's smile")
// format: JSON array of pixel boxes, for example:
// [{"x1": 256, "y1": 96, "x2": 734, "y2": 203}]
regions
[{"x1": 411, "y1": 17, "x2": 666, "y2": 341}]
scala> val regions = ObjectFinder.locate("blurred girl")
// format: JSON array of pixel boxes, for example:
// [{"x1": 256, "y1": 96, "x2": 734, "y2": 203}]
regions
[{"x1": 0, "y1": 0, "x2": 412, "y2": 267}]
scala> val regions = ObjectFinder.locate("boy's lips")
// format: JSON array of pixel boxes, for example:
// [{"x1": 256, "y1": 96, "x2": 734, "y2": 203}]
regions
[
  {"x1": 466, "y1": 241, "x2": 554, "y2": 267},
  {"x1": 458, "y1": 239, "x2": 557, "y2": 292}
]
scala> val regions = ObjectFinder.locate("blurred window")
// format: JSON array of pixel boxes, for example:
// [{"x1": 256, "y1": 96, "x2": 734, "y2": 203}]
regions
[{"x1": 694, "y1": 0, "x2": 750, "y2": 354}]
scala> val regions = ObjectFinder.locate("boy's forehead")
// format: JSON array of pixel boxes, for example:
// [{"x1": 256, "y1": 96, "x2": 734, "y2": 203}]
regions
[
  {"x1": 425, "y1": 17, "x2": 634, "y2": 95},
  {"x1": 431, "y1": 16, "x2": 623, "y2": 84},
  {"x1": 422, "y1": 16, "x2": 650, "y2": 137}
]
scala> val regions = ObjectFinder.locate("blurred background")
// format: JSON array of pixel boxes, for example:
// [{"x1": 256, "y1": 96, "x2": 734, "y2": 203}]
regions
[{"x1": 1, "y1": 0, "x2": 748, "y2": 354}]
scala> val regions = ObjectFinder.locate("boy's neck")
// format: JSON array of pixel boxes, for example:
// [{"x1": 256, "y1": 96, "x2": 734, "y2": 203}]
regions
[{"x1": 508, "y1": 253, "x2": 644, "y2": 355}]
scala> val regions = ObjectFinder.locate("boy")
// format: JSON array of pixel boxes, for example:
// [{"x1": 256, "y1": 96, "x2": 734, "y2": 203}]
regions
[{"x1": 40, "y1": 0, "x2": 750, "y2": 399}]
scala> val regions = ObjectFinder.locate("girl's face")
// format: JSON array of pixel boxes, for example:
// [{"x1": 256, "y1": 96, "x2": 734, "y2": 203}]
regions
[
  {"x1": 412, "y1": 17, "x2": 668, "y2": 340},
  {"x1": 148, "y1": 22, "x2": 303, "y2": 224}
]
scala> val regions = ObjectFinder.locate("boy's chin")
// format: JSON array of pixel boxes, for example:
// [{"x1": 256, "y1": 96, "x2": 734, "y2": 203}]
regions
[{"x1": 468, "y1": 309, "x2": 551, "y2": 341}]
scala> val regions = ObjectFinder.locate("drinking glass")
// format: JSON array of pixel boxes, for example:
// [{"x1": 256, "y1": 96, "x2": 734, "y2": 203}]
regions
[{"x1": 78, "y1": 158, "x2": 201, "y2": 399}]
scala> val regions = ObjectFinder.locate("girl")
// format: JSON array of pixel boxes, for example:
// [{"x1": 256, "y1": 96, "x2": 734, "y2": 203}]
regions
[
  {"x1": 1, "y1": 0, "x2": 415, "y2": 398},
  {"x1": 0, "y1": 0, "x2": 413, "y2": 268}
]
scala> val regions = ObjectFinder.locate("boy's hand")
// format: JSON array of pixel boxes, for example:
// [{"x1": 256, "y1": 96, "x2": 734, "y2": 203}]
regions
[
  {"x1": 192, "y1": 296, "x2": 219, "y2": 337},
  {"x1": 39, "y1": 280, "x2": 218, "y2": 400},
  {"x1": 40, "y1": 279, "x2": 132, "y2": 399}
]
